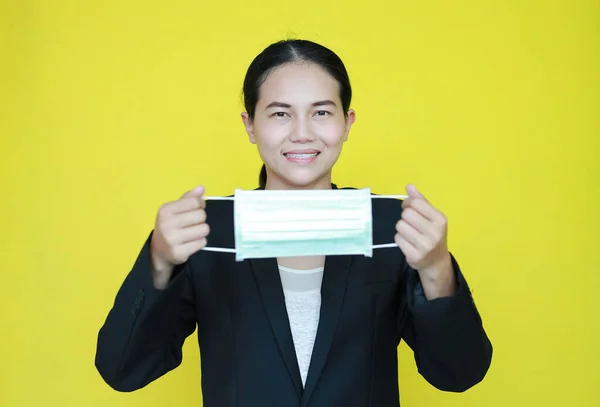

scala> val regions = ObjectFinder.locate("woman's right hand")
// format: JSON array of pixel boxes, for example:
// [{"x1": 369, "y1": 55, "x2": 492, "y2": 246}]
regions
[{"x1": 149, "y1": 186, "x2": 210, "y2": 289}]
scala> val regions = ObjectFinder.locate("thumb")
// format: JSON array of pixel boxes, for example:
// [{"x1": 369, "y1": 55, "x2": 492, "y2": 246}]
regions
[
  {"x1": 406, "y1": 184, "x2": 424, "y2": 198},
  {"x1": 182, "y1": 185, "x2": 205, "y2": 198}
]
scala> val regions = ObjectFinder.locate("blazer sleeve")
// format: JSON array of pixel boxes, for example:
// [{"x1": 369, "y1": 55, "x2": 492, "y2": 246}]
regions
[
  {"x1": 94, "y1": 232, "x2": 197, "y2": 392},
  {"x1": 398, "y1": 253, "x2": 493, "y2": 392}
]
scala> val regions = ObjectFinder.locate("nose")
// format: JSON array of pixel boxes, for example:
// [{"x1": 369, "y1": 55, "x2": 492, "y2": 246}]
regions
[{"x1": 289, "y1": 117, "x2": 316, "y2": 143}]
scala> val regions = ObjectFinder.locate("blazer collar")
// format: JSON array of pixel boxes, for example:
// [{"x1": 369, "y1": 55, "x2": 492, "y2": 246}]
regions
[
  {"x1": 248, "y1": 254, "x2": 353, "y2": 401},
  {"x1": 301, "y1": 253, "x2": 353, "y2": 406},
  {"x1": 255, "y1": 183, "x2": 339, "y2": 191},
  {"x1": 247, "y1": 181, "x2": 352, "y2": 401}
]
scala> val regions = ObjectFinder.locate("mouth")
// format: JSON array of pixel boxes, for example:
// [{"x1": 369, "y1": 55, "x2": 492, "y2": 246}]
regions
[
  {"x1": 283, "y1": 150, "x2": 321, "y2": 163},
  {"x1": 283, "y1": 152, "x2": 320, "y2": 159}
]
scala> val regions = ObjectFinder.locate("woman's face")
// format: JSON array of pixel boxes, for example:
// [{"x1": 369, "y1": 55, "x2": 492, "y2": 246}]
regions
[{"x1": 242, "y1": 62, "x2": 355, "y2": 189}]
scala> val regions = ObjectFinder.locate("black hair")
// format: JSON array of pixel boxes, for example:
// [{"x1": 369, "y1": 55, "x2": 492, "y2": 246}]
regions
[{"x1": 242, "y1": 39, "x2": 352, "y2": 188}]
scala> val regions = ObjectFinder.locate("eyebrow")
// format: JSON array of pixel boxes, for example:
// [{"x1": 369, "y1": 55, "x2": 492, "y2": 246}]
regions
[{"x1": 265, "y1": 100, "x2": 337, "y2": 109}]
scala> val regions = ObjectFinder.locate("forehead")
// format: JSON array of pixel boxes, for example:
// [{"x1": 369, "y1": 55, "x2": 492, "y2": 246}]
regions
[{"x1": 258, "y1": 63, "x2": 340, "y2": 105}]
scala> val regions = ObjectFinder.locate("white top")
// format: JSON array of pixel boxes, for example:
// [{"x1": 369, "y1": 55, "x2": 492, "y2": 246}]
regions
[{"x1": 278, "y1": 264, "x2": 324, "y2": 387}]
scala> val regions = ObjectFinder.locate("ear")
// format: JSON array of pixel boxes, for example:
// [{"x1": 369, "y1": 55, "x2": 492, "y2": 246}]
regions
[
  {"x1": 343, "y1": 109, "x2": 356, "y2": 142},
  {"x1": 241, "y1": 112, "x2": 256, "y2": 144}
]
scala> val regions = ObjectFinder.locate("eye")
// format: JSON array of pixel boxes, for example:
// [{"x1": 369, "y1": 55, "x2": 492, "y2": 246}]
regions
[
  {"x1": 314, "y1": 110, "x2": 330, "y2": 116},
  {"x1": 272, "y1": 111, "x2": 289, "y2": 118}
]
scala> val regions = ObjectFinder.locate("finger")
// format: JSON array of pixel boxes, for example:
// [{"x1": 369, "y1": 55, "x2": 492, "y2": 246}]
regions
[
  {"x1": 402, "y1": 197, "x2": 442, "y2": 223},
  {"x1": 394, "y1": 233, "x2": 419, "y2": 261},
  {"x1": 402, "y1": 196, "x2": 429, "y2": 210},
  {"x1": 396, "y1": 219, "x2": 429, "y2": 252},
  {"x1": 165, "y1": 196, "x2": 206, "y2": 216},
  {"x1": 182, "y1": 185, "x2": 205, "y2": 199},
  {"x1": 168, "y1": 209, "x2": 207, "y2": 229},
  {"x1": 173, "y1": 238, "x2": 208, "y2": 262},
  {"x1": 401, "y1": 207, "x2": 434, "y2": 236},
  {"x1": 166, "y1": 186, "x2": 206, "y2": 214},
  {"x1": 406, "y1": 184, "x2": 425, "y2": 199},
  {"x1": 176, "y1": 223, "x2": 210, "y2": 244}
]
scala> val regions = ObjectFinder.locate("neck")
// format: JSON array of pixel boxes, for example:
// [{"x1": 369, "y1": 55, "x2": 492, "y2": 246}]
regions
[{"x1": 265, "y1": 171, "x2": 333, "y2": 191}]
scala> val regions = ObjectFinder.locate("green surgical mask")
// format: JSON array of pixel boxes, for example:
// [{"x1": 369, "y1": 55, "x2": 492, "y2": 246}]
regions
[{"x1": 204, "y1": 188, "x2": 406, "y2": 261}]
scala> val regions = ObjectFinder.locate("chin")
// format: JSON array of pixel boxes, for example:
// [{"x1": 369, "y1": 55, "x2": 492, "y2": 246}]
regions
[{"x1": 276, "y1": 169, "x2": 328, "y2": 189}]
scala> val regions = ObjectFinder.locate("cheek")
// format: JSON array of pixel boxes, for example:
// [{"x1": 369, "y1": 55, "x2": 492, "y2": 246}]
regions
[
  {"x1": 319, "y1": 121, "x2": 347, "y2": 146},
  {"x1": 254, "y1": 122, "x2": 285, "y2": 148}
]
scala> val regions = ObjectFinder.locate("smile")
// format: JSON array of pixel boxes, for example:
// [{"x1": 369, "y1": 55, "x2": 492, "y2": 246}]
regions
[
  {"x1": 284, "y1": 153, "x2": 319, "y2": 159},
  {"x1": 283, "y1": 150, "x2": 321, "y2": 164}
]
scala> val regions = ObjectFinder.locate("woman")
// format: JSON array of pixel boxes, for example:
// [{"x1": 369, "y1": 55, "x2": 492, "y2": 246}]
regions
[{"x1": 95, "y1": 39, "x2": 492, "y2": 407}]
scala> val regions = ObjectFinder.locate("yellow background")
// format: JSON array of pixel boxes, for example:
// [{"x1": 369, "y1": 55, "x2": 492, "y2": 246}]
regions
[{"x1": 2, "y1": 0, "x2": 599, "y2": 406}]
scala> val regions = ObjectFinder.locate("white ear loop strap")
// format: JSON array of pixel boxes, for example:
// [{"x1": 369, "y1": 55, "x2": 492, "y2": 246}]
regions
[{"x1": 200, "y1": 194, "x2": 409, "y2": 253}]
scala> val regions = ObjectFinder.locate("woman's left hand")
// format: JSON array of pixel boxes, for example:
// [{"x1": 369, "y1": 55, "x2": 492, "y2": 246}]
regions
[{"x1": 395, "y1": 184, "x2": 457, "y2": 299}]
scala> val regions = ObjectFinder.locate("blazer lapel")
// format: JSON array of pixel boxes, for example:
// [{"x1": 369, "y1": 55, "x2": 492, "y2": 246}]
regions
[
  {"x1": 301, "y1": 254, "x2": 354, "y2": 407},
  {"x1": 249, "y1": 257, "x2": 304, "y2": 396}
]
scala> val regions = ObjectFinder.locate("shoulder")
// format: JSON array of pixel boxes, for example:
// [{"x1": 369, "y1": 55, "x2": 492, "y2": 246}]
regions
[
  {"x1": 335, "y1": 185, "x2": 404, "y2": 216},
  {"x1": 337, "y1": 185, "x2": 403, "y2": 244},
  {"x1": 204, "y1": 195, "x2": 234, "y2": 218},
  {"x1": 204, "y1": 197, "x2": 235, "y2": 248},
  {"x1": 371, "y1": 192, "x2": 403, "y2": 243}
]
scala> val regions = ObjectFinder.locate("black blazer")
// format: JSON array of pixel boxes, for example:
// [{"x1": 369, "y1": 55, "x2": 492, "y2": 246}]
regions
[{"x1": 95, "y1": 184, "x2": 492, "y2": 407}]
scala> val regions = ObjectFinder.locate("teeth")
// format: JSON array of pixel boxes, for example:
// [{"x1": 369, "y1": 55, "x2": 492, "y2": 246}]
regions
[{"x1": 286, "y1": 153, "x2": 318, "y2": 159}]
